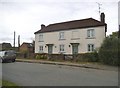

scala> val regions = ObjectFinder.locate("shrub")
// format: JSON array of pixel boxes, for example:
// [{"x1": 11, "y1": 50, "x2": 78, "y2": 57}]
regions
[
  {"x1": 75, "y1": 51, "x2": 99, "y2": 62},
  {"x1": 83, "y1": 51, "x2": 99, "y2": 62},
  {"x1": 35, "y1": 55, "x2": 41, "y2": 59},
  {"x1": 35, "y1": 54, "x2": 47, "y2": 60},
  {"x1": 98, "y1": 36, "x2": 120, "y2": 66}
]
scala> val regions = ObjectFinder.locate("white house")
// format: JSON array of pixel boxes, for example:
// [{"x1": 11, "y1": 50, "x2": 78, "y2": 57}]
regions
[{"x1": 34, "y1": 13, "x2": 107, "y2": 54}]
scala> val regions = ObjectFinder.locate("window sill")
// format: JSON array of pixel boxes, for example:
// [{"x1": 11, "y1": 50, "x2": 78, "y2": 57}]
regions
[
  {"x1": 38, "y1": 41, "x2": 44, "y2": 42},
  {"x1": 59, "y1": 39, "x2": 66, "y2": 41},
  {"x1": 86, "y1": 37, "x2": 95, "y2": 39},
  {"x1": 59, "y1": 51, "x2": 66, "y2": 54}
]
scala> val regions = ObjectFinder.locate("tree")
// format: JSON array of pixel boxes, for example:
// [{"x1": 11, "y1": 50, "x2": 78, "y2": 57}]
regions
[{"x1": 98, "y1": 31, "x2": 120, "y2": 66}]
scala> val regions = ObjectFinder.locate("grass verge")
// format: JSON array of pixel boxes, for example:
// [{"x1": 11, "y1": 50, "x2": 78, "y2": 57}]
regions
[{"x1": 0, "y1": 80, "x2": 21, "y2": 88}]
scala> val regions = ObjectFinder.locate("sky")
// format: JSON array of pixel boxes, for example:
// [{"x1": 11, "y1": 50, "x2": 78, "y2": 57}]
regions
[
  {"x1": 118, "y1": 1, "x2": 120, "y2": 24},
  {"x1": 0, "y1": 0, "x2": 119, "y2": 47}
]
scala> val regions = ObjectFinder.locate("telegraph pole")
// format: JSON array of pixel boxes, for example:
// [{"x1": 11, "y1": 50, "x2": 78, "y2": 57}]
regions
[
  {"x1": 18, "y1": 35, "x2": 20, "y2": 51},
  {"x1": 118, "y1": 25, "x2": 120, "y2": 39},
  {"x1": 13, "y1": 31, "x2": 16, "y2": 48}
]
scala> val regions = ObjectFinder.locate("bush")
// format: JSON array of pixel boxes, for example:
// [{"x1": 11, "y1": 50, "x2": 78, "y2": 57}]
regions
[
  {"x1": 98, "y1": 36, "x2": 120, "y2": 66},
  {"x1": 35, "y1": 54, "x2": 47, "y2": 60},
  {"x1": 35, "y1": 55, "x2": 41, "y2": 59},
  {"x1": 74, "y1": 51, "x2": 99, "y2": 62},
  {"x1": 83, "y1": 51, "x2": 99, "y2": 62}
]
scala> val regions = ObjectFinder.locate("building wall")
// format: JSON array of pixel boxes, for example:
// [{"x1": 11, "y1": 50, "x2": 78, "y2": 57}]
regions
[{"x1": 35, "y1": 26, "x2": 106, "y2": 54}]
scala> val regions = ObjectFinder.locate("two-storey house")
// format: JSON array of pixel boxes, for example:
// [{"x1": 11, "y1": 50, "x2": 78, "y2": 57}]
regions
[{"x1": 34, "y1": 13, "x2": 107, "y2": 54}]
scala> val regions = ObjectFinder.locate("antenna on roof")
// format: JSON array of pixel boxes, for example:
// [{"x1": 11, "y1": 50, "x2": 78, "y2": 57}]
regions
[{"x1": 96, "y1": 2, "x2": 102, "y2": 20}]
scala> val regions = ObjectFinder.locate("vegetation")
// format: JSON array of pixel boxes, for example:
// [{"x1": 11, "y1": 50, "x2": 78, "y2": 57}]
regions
[
  {"x1": 1, "y1": 80, "x2": 20, "y2": 88},
  {"x1": 83, "y1": 51, "x2": 99, "y2": 62},
  {"x1": 35, "y1": 54, "x2": 47, "y2": 60},
  {"x1": 98, "y1": 31, "x2": 119, "y2": 66}
]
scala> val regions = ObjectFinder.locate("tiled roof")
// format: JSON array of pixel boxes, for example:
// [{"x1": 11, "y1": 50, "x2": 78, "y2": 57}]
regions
[
  {"x1": 35, "y1": 18, "x2": 107, "y2": 34},
  {"x1": 21, "y1": 42, "x2": 33, "y2": 48}
]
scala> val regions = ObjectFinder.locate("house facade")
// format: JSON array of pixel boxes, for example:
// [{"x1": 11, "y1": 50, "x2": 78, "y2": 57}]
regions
[{"x1": 35, "y1": 13, "x2": 107, "y2": 54}]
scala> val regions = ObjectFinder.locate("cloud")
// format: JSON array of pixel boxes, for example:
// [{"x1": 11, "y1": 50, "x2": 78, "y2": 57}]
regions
[
  {"x1": 0, "y1": 0, "x2": 119, "y2": 46},
  {"x1": 118, "y1": 1, "x2": 120, "y2": 25}
]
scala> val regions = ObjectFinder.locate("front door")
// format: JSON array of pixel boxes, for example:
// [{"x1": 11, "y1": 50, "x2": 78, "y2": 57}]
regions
[
  {"x1": 72, "y1": 44, "x2": 79, "y2": 54},
  {"x1": 48, "y1": 45, "x2": 53, "y2": 54}
]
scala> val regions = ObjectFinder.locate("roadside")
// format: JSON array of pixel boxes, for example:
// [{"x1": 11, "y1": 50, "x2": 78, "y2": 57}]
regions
[
  {"x1": 1, "y1": 80, "x2": 20, "y2": 87},
  {"x1": 16, "y1": 59, "x2": 118, "y2": 71}
]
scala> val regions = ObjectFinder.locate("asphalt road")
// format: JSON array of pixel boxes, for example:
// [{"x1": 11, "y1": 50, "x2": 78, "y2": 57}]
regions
[{"x1": 2, "y1": 62, "x2": 118, "y2": 86}]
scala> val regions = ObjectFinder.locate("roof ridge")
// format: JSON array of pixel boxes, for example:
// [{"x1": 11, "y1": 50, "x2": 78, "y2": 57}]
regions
[{"x1": 47, "y1": 18, "x2": 95, "y2": 26}]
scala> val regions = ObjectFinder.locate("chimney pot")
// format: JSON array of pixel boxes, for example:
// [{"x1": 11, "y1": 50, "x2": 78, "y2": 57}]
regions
[{"x1": 41, "y1": 24, "x2": 45, "y2": 29}]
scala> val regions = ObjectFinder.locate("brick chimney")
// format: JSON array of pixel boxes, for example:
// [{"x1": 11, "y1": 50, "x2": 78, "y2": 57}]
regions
[
  {"x1": 100, "y1": 13, "x2": 105, "y2": 23},
  {"x1": 100, "y1": 13, "x2": 107, "y2": 37},
  {"x1": 41, "y1": 24, "x2": 45, "y2": 29}
]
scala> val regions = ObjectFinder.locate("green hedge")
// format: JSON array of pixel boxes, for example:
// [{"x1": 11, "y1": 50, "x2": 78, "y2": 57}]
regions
[
  {"x1": 98, "y1": 49, "x2": 119, "y2": 66},
  {"x1": 84, "y1": 52, "x2": 98, "y2": 62},
  {"x1": 74, "y1": 51, "x2": 99, "y2": 62},
  {"x1": 98, "y1": 36, "x2": 119, "y2": 66}
]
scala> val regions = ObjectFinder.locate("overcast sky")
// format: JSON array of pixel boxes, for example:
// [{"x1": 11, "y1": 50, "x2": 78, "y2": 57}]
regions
[{"x1": 0, "y1": 0, "x2": 119, "y2": 46}]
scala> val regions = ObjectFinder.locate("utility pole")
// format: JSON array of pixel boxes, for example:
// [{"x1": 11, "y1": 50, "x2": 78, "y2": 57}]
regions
[
  {"x1": 118, "y1": 25, "x2": 120, "y2": 39},
  {"x1": 13, "y1": 31, "x2": 16, "y2": 48},
  {"x1": 96, "y1": 2, "x2": 102, "y2": 20},
  {"x1": 18, "y1": 35, "x2": 20, "y2": 51}
]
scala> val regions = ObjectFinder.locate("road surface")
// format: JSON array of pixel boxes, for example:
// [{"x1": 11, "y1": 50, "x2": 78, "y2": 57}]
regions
[{"x1": 2, "y1": 62, "x2": 118, "y2": 86}]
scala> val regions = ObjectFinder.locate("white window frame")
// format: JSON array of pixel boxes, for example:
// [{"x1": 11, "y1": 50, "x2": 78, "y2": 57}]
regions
[
  {"x1": 87, "y1": 29, "x2": 95, "y2": 38},
  {"x1": 39, "y1": 34, "x2": 43, "y2": 42},
  {"x1": 39, "y1": 46, "x2": 43, "y2": 53},
  {"x1": 59, "y1": 32, "x2": 65, "y2": 40},
  {"x1": 59, "y1": 44, "x2": 65, "y2": 53},
  {"x1": 88, "y1": 44, "x2": 95, "y2": 52}
]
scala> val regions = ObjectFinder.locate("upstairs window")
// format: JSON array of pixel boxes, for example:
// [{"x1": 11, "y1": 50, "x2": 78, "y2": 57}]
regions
[
  {"x1": 59, "y1": 32, "x2": 65, "y2": 40},
  {"x1": 88, "y1": 44, "x2": 95, "y2": 52},
  {"x1": 39, "y1": 34, "x2": 43, "y2": 42},
  {"x1": 87, "y1": 29, "x2": 95, "y2": 38}
]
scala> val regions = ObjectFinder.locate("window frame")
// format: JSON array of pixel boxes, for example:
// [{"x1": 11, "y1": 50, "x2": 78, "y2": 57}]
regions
[
  {"x1": 87, "y1": 44, "x2": 95, "y2": 52},
  {"x1": 87, "y1": 29, "x2": 95, "y2": 38},
  {"x1": 39, "y1": 34, "x2": 44, "y2": 42},
  {"x1": 59, "y1": 32, "x2": 65, "y2": 40}
]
